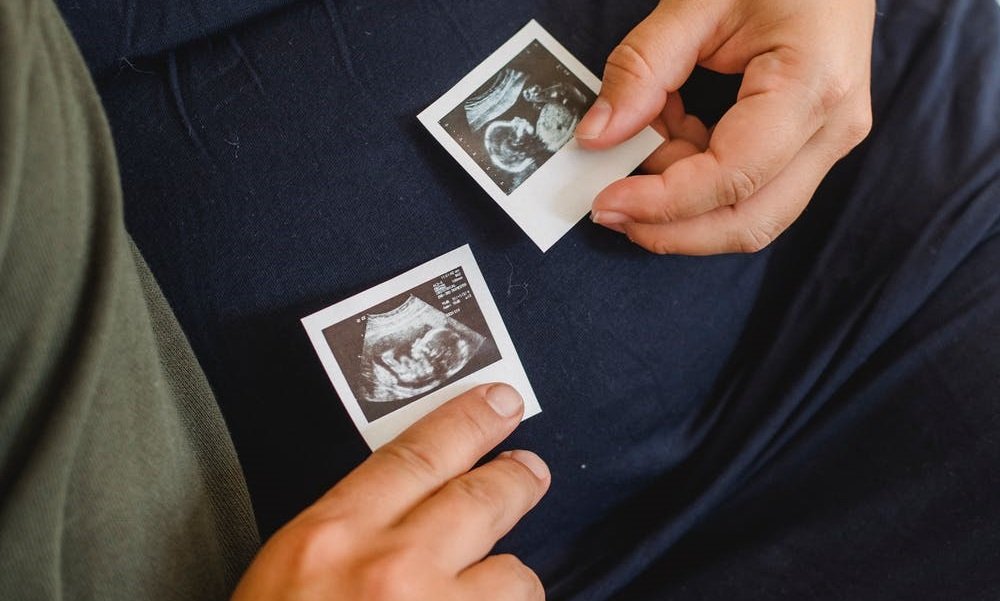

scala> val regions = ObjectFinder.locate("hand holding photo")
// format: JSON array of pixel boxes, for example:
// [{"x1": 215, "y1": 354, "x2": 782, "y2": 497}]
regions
[
  {"x1": 419, "y1": 20, "x2": 663, "y2": 252},
  {"x1": 302, "y1": 246, "x2": 540, "y2": 449}
]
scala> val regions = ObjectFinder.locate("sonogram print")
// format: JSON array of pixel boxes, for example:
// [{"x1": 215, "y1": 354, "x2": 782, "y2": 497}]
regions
[
  {"x1": 361, "y1": 296, "x2": 484, "y2": 403},
  {"x1": 323, "y1": 268, "x2": 501, "y2": 422},
  {"x1": 440, "y1": 40, "x2": 596, "y2": 195}
]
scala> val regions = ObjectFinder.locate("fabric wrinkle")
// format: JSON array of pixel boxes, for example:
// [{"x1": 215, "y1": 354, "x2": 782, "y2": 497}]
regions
[
  {"x1": 226, "y1": 35, "x2": 264, "y2": 95},
  {"x1": 166, "y1": 51, "x2": 210, "y2": 157}
]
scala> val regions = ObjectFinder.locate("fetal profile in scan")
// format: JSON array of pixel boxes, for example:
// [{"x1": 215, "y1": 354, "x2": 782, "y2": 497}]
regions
[
  {"x1": 440, "y1": 40, "x2": 595, "y2": 194},
  {"x1": 359, "y1": 296, "x2": 487, "y2": 405}
]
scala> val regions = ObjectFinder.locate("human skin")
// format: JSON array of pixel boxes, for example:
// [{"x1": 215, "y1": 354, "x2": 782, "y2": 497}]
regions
[
  {"x1": 231, "y1": 384, "x2": 549, "y2": 601},
  {"x1": 577, "y1": 0, "x2": 876, "y2": 255},
  {"x1": 230, "y1": 4, "x2": 876, "y2": 595}
]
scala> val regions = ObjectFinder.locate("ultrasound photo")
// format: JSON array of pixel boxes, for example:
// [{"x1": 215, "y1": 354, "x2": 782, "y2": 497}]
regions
[
  {"x1": 440, "y1": 40, "x2": 597, "y2": 195},
  {"x1": 323, "y1": 268, "x2": 502, "y2": 423}
]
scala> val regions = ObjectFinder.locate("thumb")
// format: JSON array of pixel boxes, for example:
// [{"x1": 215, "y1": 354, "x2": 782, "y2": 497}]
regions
[{"x1": 575, "y1": 1, "x2": 722, "y2": 149}]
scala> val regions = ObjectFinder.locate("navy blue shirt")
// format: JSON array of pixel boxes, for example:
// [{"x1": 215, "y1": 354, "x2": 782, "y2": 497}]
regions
[{"x1": 57, "y1": 0, "x2": 1000, "y2": 598}]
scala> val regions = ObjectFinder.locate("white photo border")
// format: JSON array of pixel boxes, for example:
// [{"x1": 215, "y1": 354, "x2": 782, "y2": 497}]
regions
[
  {"x1": 302, "y1": 245, "x2": 540, "y2": 450},
  {"x1": 418, "y1": 20, "x2": 663, "y2": 252}
]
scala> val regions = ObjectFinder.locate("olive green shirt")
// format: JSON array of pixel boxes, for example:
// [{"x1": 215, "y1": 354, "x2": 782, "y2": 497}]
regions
[{"x1": 0, "y1": 0, "x2": 259, "y2": 598}]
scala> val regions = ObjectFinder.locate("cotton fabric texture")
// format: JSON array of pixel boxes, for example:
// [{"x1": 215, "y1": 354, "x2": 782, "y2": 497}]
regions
[{"x1": 11, "y1": 0, "x2": 1000, "y2": 599}]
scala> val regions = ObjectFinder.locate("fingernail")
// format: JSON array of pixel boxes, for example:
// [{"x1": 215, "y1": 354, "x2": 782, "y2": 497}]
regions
[
  {"x1": 486, "y1": 384, "x2": 523, "y2": 418},
  {"x1": 591, "y1": 210, "x2": 631, "y2": 225},
  {"x1": 576, "y1": 98, "x2": 612, "y2": 140},
  {"x1": 508, "y1": 450, "x2": 550, "y2": 481}
]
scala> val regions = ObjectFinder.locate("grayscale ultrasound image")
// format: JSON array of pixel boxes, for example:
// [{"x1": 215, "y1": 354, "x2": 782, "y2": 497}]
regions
[
  {"x1": 323, "y1": 268, "x2": 502, "y2": 423},
  {"x1": 440, "y1": 40, "x2": 596, "y2": 195}
]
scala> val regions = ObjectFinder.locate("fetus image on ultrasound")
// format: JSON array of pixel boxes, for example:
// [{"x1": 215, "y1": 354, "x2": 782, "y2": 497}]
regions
[
  {"x1": 323, "y1": 269, "x2": 502, "y2": 422},
  {"x1": 362, "y1": 296, "x2": 484, "y2": 402},
  {"x1": 440, "y1": 40, "x2": 596, "y2": 194}
]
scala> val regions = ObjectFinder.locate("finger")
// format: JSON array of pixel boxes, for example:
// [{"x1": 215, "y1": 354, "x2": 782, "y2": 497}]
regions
[
  {"x1": 662, "y1": 90, "x2": 710, "y2": 150},
  {"x1": 316, "y1": 384, "x2": 526, "y2": 526},
  {"x1": 397, "y1": 450, "x2": 550, "y2": 571},
  {"x1": 640, "y1": 94, "x2": 709, "y2": 174},
  {"x1": 575, "y1": 0, "x2": 724, "y2": 148},
  {"x1": 593, "y1": 49, "x2": 832, "y2": 227},
  {"x1": 594, "y1": 97, "x2": 706, "y2": 228},
  {"x1": 459, "y1": 554, "x2": 545, "y2": 601},
  {"x1": 622, "y1": 122, "x2": 853, "y2": 255}
]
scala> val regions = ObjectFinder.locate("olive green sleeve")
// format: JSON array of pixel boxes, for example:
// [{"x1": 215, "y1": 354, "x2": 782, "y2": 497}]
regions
[{"x1": 0, "y1": 1, "x2": 259, "y2": 599}]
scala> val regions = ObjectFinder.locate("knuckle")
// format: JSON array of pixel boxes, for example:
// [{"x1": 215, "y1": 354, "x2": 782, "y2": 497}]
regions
[
  {"x1": 730, "y1": 217, "x2": 783, "y2": 254},
  {"x1": 494, "y1": 555, "x2": 545, "y2": 599},
  {"x1": 718, "y1": 166, "x2": 758, "y2": 207},
  {"x1": 762, "y1": 49, "x2": 857, "y2": 121},
  {"x1": 734, "y1": 228, "x2": 772, "y2": 254},
  {"x1": 604, "y1": 42, "x2": 656, "y2": 85},
  {"x1": 377, "y1": 439, "x2": 445, "y2": 484},
  {"x1": 654, "y1": 162, "x2": 692, "y2": 222},
  {"x1": 842, "y1": 104, "x2": 873, "y2": 148},
  {"x1": 357, "y1": 551, "x2": 424, "y2": 601},
  {"x1": 278, "y1": 518, "x2": 354, "y2": 579},
  {"x1": 447, "y1": 475, "x2": 509, "y2": 526},
  {"x1": 656, "y1": 200, "x2": 680, "y2": 223},
  {"x1": 815, "y1": 73, "x2": 853, "y2": 114},
  {"x1": 650, "y1": 238, "x2": 675, "y2": 255}
]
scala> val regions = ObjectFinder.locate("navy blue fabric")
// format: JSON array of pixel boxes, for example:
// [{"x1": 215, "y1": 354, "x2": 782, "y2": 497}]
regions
[
  {"x1": 58, "y1": 0, "x2": 1000, "y2": 598},
  {"x1": 56, "y1": 0, "x2": 300, "y2": 76}
]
